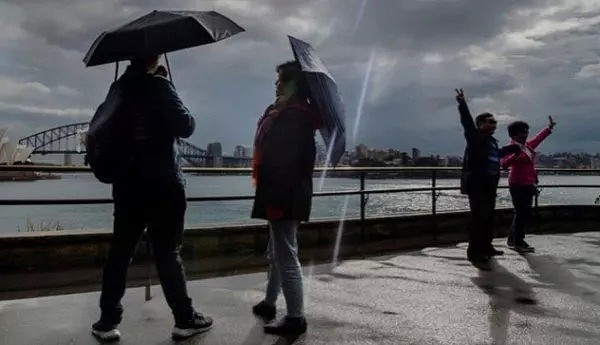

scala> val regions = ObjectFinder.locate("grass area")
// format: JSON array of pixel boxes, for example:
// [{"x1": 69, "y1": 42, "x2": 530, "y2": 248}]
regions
[{"x1": 17, "y1": 219, "x2": 63, "y2": 232}]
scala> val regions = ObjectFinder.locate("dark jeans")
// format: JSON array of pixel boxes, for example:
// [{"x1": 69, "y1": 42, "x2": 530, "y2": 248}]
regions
[
  {"x1": 508, "y1": 184, "x2": 537, "y2": 245},
  {"x1": 99, "y1": 182, "x2": 193, "y2": 324},
  {"x1": 467, "y1": 186, "x2": 497, "y2": 256}
]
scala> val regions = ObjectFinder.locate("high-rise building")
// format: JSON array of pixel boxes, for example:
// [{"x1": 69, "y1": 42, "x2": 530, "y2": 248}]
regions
[
  {"x1": 234, "y1": 145, "x2": 253, "y2": 158},
  {"x1": 412, "y1": 147, "x2": 421, "y2": 161},
  {"x1": 244, "y1": 146, "x2": 253, "y2": 158},
  {"x1": 356, "y1": 144, "x2": 368, "y2": 159},
  {"x1": 234, "y1": 145, "x2": 245, "y2": 157},
  {"x1": 399, "y1": 152, "x2": 409, "y2": 166},
  {"x1": 207, "y1": 142, "x2": 222, "y2": 157}
]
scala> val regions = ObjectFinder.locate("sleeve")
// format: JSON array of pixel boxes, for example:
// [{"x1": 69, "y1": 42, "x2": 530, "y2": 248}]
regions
[
  {"x1": 458, "y1": 101, "x2": 477, "y2": 144},
  {"x1": 527, "y1": 127, "x2": 552, "y2": 149},
  {"x1": 500, "y1": 144, "x2": 522, "y2": 168},
  {"x1": 501, "y1": 153, "x2": 517, "y2": 169},
  {"x1": 152, "y1": 78, "x2": 195, "y2": 138}
]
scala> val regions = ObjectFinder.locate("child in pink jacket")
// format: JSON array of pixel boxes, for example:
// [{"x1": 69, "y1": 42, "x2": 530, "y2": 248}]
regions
[{"x1": 501, "y1": 116, "x2": 556, "y2": 252}]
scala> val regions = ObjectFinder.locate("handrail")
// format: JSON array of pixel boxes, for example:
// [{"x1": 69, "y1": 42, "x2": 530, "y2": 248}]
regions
[
  {"x1": 1, "y1": 165, "x2": 600, "y2": 202},
  {"x1": 1, "y1": 184, "x2": 600, "y2": 206},
  {"x1": 2, "y1": 165, "x2": 600, "y2": 173},
  {"x1": 2, "y1": 165, "x2": 599, "y2": 214}
]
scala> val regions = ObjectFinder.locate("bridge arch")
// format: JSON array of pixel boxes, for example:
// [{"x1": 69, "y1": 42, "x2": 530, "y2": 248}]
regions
[
  {"x1": 177, "y1": 139, "x2": 207, "y2": 166},
  {"x1": 18, "y1": 122, "x2": 209, "y2": 165},
  {"x1": 18, "y1": 122, "x2": 89, "y2": 154}
]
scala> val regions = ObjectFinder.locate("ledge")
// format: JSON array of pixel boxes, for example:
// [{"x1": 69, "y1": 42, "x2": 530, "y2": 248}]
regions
[{"x1": 1, "y1": 205, "x2": 599, "y2": 300}]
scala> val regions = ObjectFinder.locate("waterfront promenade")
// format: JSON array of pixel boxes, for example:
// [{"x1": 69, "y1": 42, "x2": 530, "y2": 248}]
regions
[{"x1": 1, "y1": 231, "x2": 599, "y2": 344}]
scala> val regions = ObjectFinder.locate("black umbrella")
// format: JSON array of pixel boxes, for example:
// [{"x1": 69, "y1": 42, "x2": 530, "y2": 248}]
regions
[
  {"x1": 288, "y1": 36, "x2": 346, "y2": 166},
  {"x1": 83, "y1": 10, "x2": 244, "y2": 67}
]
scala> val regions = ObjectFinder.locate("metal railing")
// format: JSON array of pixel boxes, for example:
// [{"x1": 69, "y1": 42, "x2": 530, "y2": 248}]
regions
[
  {"x1": 3, "y1": 165, "x2": 600, "y2": 300},
  {"x1": 2, "y1": 165, "x2": 600, "y2": 215}
]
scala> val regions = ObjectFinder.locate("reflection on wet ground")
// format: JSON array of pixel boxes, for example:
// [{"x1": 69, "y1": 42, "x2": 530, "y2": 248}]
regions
[{"x1": 1, "y1": 232, "x2": 599, "y2": 344}]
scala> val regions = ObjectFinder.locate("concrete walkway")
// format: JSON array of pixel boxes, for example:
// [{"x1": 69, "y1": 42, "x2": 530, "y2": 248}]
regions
[{"x1": 1, "y1": 232, "x2": 600, "y2": 345}]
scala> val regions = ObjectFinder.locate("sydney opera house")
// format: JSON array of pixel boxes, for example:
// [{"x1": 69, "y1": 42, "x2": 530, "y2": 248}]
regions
[
  {"x1": 0, "y1": 127, "x2": 38, "y2": 181},
  {"x1": 0, "y1": 127, "x2": 34, "y2": 165}
]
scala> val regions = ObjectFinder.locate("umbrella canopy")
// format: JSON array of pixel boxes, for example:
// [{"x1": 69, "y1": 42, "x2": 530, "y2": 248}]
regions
[
  {"x1": 83, "y1": 10, "x2": 244, "y2": 67},
  {"x1": 288, "y1": 36, "x2": 346, "y2": 166}
]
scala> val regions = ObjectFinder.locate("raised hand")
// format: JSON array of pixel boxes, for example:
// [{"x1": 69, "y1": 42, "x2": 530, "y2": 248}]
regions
[
  {"x1": 548, "y1": 115, "x2": 556, "y2": 130},
  {"x1": 455, "y1": 88, "x2": 466, "y2": 104}
]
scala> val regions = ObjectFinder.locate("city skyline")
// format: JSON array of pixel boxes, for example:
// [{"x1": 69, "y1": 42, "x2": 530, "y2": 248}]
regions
[{"x1": 220, "y1": 139, "x2": 600, "y2": 162}]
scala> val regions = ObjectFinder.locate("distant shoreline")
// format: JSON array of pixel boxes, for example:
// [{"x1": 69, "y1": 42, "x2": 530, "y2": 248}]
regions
[
  {"x1": 0, "y1": 171, "x2": 61, "y2": 182},
  {"x1": 322, "y1": 170, "x2": 600, "y2": 179}
]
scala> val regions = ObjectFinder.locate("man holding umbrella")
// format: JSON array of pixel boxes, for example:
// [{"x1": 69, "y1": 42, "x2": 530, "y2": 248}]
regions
[
  {"x1": 90, "y1": 55, "x2": 213, "y2": 341},
  {"x1": 84, "y1": 10, "x2": 244, "y2": 341}
]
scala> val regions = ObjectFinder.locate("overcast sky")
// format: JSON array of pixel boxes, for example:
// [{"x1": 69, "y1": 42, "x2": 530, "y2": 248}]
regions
[{"x1": 1, "y1": 0, "x2": 599, "y2": 156}]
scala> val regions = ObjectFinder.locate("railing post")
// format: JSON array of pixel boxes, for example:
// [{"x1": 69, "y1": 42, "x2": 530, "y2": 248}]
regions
[
  {"x1": 534, "y1": 186, "x2": 540, "y2": 222},
  {"x1": 431, "y1": 169, "x2": 438, "y2": 239},
  {"x1": 431, "y1": 170, "x2": 437, "y2": 216},
  {"x1": 144, "y1": 232, "x2": 152, "y2": 301},
  {"x1": 360, "y1": 171, "x2": 366, "y2": 243}
]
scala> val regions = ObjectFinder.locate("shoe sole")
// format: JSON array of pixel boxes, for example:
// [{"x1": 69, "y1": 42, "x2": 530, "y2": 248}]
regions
[
  {"x1": 508, "y1": 245, "x2": 535, "y2": 253},
  {"x1": 91, "y1": 329, "x2": 121, "y2": 342},
  {"x1": 264, "y1": 327, "x2": 307, "y2": 336},
  {"x1": 467, "y1": 257, "x2": 492, "y2": 271},
  {"x1": 516, "y1": 248, "x2": 535, "y2": 253},
  {"x1": 171, "y1": 324, "x2": 213, "y2": 340},
  {"x1": 252, "y1": 311, "x2": 276, "y2": 321}
]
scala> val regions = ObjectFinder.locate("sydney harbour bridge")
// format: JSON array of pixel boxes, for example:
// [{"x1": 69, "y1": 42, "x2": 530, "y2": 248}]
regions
[{"x1": 16, "y1": 122, "x2": 250, "y2": 167}]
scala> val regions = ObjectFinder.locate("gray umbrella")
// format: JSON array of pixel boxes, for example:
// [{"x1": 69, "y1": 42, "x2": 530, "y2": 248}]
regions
[
  {"x1": 83, "y1": 10, "x2": 244, "y2": 67},
  {"x1": 288, "y1": 36, "x2": 346, "y2": 166}
]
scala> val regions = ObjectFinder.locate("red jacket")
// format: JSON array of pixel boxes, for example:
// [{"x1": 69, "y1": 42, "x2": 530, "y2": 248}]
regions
[{"x1": 501, "y1": 127, "x2": 552, "y2": 186}]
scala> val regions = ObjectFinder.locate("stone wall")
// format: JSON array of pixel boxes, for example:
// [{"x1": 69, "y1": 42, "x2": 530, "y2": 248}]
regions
[{"x1": 1, "y1": 205, "x2": 599, "y2": 300}]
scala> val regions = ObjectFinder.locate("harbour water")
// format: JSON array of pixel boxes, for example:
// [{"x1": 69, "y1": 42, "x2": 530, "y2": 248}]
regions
[{"x1": 0, "y1": 174, "x2": 599, "y2": 233}]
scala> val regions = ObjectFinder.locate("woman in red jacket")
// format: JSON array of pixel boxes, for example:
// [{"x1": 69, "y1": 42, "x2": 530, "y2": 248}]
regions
[{"x1": 501, "y1": 116, "x2": 556, "y2": 252}]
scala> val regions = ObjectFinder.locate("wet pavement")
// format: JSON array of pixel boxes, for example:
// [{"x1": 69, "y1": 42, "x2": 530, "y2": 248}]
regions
[{"x1": 1, "y1": 231, "x2": 600, "y2": 344}]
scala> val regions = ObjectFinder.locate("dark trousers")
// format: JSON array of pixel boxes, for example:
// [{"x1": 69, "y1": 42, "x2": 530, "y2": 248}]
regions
[
  {"x1": 467, "y1": 186, "x2": 497, "y2": 256},
  {"x1": 508, "y1": 184, "x2": 537, "y2": 245},
  {"x1": 99, "y1": 182, "x2": 193, "y2": 324}
]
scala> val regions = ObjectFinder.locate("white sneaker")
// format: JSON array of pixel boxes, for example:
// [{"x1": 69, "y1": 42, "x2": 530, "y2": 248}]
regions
[
  {"x1": 91, "y1": 321, "x2": 121, "y2": 342},
  {"x1": 172, "y1": 313, "x2": 214, "y2": 340}
]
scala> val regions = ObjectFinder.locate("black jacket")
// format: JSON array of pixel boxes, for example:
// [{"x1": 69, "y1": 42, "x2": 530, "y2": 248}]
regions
[
  {"x1": 458, "y1": 100, "x2": 517, "y2": 193},
  {"x1": 115, "y1": 65, "x2": 195, "y2": 186},
  {"x1": 251, "y1": 107, "x2": 317, "y2": 221}
]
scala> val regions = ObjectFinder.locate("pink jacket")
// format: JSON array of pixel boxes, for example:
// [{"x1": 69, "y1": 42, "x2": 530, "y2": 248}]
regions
[{"x1": 501, "y1": 127, "x2": 552, "y2": 186}]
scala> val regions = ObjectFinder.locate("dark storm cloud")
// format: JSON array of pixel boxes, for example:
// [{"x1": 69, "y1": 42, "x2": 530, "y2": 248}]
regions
[{"x1": 1, "y1": 0, "x2": 600, "y2": 154}]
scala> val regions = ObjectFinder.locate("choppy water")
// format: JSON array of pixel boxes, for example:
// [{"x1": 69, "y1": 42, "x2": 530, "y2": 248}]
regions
[{"x1": 0, "y1": 174, "x2": 599, "y2": 233}]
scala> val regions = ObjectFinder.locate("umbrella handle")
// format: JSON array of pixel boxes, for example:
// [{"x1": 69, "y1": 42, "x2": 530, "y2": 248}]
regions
[
  {"x1": 114, "y1": 61, "x2": 119, "y2": 82},
  {"x1": 164, "y1": 53, "x2": 174, "y2": 84}
]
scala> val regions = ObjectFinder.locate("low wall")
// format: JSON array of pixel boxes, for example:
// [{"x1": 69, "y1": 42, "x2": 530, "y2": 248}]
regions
[{"x1": 1, "y1": 205, "x2": 599, "y2": 300}]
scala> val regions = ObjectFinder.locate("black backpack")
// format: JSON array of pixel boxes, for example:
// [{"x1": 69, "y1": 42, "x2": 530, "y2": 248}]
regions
[{"x1": 85, "y1": 80, "x2": 132, "y2": 184}]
